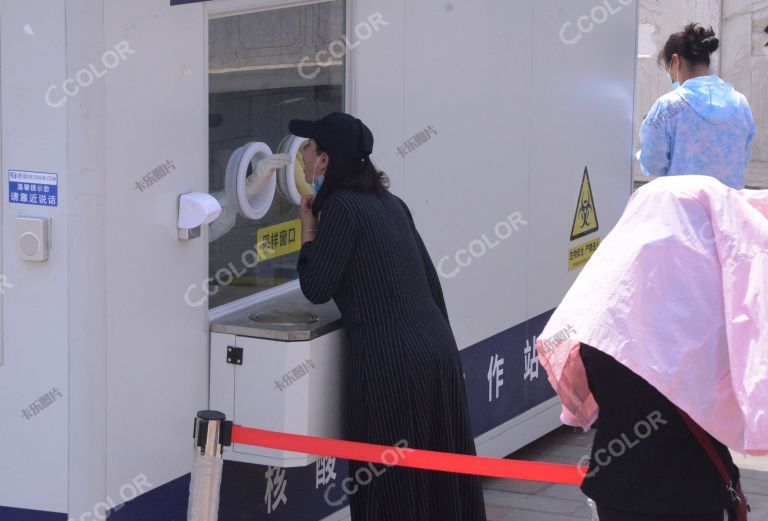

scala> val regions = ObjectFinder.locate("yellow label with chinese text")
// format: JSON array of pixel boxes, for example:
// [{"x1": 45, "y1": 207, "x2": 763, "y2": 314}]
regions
[
  {"x1": 568, "y1": 237, "x2": 601, "y2": 272},
  {"x1": 256, "y1": 219, "x2": 301, "y2": 261}
]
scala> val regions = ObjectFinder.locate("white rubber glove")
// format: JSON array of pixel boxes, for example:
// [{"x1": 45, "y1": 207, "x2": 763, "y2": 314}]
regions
[
  {"x1": 245, "y1": 153, "x2": 292, "y2": 199},
  {"x1": 208, "y1": 190, "x2": 237, "y2": 242}
]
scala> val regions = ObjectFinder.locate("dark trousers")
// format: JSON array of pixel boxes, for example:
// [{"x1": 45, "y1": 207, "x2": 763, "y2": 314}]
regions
[{"x1": 597, "y1": 504, "x2": 729, "y2": 521}]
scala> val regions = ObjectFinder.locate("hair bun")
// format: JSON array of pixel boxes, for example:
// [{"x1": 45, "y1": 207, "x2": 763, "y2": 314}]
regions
[
  {"x1": 684, "y1": 23, "x2": 719, "y2": 55},
  {"x1": 700, "y1": 36, "x2": 720, "y2": 53}
]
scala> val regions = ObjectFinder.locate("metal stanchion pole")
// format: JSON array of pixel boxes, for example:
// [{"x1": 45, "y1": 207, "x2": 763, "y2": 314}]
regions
[{"x1": 187, "y1": 410, "x2": 231, "y2": 521}]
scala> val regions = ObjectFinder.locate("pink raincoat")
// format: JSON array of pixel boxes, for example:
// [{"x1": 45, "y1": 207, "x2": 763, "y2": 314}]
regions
[{"x1": 537, "y1": 175, "x2": 767, "y2": 455}]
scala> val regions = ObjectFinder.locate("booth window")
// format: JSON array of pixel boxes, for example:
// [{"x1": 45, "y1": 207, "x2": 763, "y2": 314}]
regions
[{"x1": 208, "y1": 1, "x2": 346, "y2": 308}]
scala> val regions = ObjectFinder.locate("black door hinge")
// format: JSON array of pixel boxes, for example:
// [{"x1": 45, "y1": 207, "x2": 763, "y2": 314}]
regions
[{"x1": 227, "y1": 346, "x2": 243, "y2": 365}]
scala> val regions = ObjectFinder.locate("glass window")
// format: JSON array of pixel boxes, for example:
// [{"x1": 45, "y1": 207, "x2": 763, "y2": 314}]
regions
[{"x1": 208, "y1": 1, "x2": 346, "y2": 308}]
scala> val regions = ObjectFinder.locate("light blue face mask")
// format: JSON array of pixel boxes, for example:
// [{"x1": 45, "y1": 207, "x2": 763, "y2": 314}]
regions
[
  {"x1": 312, "y1": 175, "x2": 325, "y2": 195},
  {"x1": 311, "y1": 156, "x2": 326, "y2": 195},
  {"x1": 667, "y1": 71, "x2": 680, "y2": 90}
]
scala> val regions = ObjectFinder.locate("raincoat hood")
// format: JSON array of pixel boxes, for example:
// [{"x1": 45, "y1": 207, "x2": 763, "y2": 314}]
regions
[{"x1": 677, "y1": 75, "x2": 740, "y2": 125}]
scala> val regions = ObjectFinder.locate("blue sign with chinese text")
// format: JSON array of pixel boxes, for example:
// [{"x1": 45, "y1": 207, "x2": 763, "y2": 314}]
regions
[{"x1": 9, "y1": 170, "x2": 58, "y2": 207}]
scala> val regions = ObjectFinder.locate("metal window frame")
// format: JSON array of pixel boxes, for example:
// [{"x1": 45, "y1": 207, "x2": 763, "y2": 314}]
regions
[{"x1": 204, "y1": 0, "x2": 353, "y2": 317}]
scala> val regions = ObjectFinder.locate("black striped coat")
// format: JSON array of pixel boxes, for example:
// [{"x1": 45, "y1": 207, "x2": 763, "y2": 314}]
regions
[{"x1": 298, "y1": 189, "x2": 487, "y2": 521}]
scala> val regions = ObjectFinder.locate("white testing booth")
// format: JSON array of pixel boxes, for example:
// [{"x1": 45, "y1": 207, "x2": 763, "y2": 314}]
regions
[{"x1": 0, "y1": 0, "x2": 637, "y2": 520}]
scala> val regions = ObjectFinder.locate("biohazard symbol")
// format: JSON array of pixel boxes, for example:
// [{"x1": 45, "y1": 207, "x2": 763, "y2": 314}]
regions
[{"x1": 570, "y1": 167, "x2": 599, "y2": 241}]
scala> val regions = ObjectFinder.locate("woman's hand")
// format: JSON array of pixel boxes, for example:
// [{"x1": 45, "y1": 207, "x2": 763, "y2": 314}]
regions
[{"x1": 300, "y1": 194, "x2": 318, "y2": 243}]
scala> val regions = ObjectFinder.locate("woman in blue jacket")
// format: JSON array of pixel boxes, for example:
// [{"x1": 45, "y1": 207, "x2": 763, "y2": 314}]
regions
[{"x1": 639, "y1": 24, "x2": 755, "y2": 189}]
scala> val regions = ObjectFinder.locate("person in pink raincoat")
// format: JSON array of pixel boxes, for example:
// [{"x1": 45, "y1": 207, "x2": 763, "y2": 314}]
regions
[{"x1": 537, "y1": 175, "x2": 767, "y2": 520}]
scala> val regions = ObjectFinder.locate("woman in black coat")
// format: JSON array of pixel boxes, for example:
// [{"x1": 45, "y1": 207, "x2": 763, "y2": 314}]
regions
[
  {"x1": 579, "y1": 344, "x2": 743, "y2": 521},
  {"x1": 292, "y1": 112, "x2": 487, "y2": 521}
]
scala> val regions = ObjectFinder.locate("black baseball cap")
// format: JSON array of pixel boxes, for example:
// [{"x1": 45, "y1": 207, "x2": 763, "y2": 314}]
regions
[{"x1": 289, "y1": 112, "x2": 374, "y2": 161}]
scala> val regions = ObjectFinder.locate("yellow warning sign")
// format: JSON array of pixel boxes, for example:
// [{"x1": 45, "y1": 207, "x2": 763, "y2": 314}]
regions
[
  {"x1": 568, "y1": 237, "x2": 601, "y2": 272},
  {"x1": 570, "y1": 167, "x2": 599, "y2": 241},
  {"x1": 256, "y1": 219, "x2": 302, "y2": 261}
]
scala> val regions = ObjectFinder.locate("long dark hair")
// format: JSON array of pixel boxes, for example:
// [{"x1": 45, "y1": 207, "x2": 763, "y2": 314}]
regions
[
  {"x1": 658, "y1": 23, "x2": 719, "y2": 68},
  {"x1": 311, "y1": 147, "x2": 389, "y2": 217}
]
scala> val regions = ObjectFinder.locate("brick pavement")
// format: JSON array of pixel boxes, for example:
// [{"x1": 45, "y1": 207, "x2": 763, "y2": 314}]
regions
[{"x1": 482, "y1": 426, "x2": 768, "y2": 521}]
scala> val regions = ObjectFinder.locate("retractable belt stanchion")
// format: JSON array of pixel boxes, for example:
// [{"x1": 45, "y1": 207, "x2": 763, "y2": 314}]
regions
[
  {"x1": 186, "y1": 410, "x2": 587, "y2": 496},
  {"x1": 187, "y1": 410, "x2": 232, "y2": 521},
  {"x1": 229, "y1": 424, "x2": 586, "y2": 485}
]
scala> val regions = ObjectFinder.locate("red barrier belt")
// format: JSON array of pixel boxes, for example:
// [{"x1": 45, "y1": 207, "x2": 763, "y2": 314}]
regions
[{"x1": 231, "y1": 425, "x2": 586, "y2": 485}]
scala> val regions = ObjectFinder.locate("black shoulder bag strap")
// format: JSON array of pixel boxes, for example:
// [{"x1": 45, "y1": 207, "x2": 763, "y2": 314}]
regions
[{"x1": 675, "y1": 406, "x2": 749, "y2": 521}]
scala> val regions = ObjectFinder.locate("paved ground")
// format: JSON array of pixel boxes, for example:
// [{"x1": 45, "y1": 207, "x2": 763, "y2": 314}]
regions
[{"x1": 482, "y1": 426, "x2": 768, "y2": 521}]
